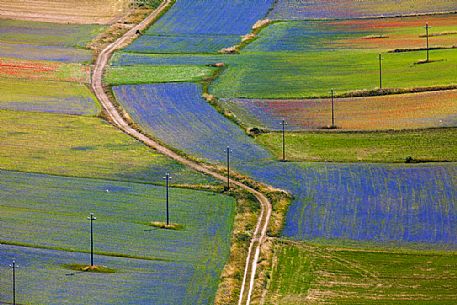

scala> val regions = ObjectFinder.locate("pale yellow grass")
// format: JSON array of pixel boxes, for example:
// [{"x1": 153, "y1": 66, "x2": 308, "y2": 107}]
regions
[{"x1": 0, "y1": 0, "x2": 132, "y2": 24}]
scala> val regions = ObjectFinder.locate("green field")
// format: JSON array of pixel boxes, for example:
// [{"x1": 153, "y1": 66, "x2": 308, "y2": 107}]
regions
[
  {"x1": 209, "y1": 16, "x2": 457, "y2": 99},
  {"x1": 0, "y1": 19, "x2": 104, "y2": 48},
  {"x1": 0, "y1": 78, "x2": 95, "y2": 102},
  {"x1": 0, "y1": 110, "x2": 212, "y2": 184},
  {"x1": 0, "y1": 170, "x2": 233, "y2": 304},
  {"x1": 266, "y1": 240, "x2": 457, "y2": 305},
  {"x1": 0, "y1": 78, "x2": 100, "y2": 115},
  {"x1": 0, "y1": 170, "x2": 231, "y2": 261},
  {"x1": 211, "y1": 49, "x2": 457, "y2": 99},
  {"x1": 256, "y1": 128, "x2": 457, "y2": 163},
  {"x1": 104, "y1": 65, "x2": 216, "y2": 85}
]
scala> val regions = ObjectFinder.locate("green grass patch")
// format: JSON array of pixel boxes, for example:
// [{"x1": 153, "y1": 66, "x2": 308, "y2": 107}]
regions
[
  {"x1": 0, "y1": 78, "x2": 100, "y2": 115},
  {"x1": 0, "y1": 78, "x2": 95, "y2": 103},
  {"x1": 211, "y1": 49, "x2": 457, "y2": 99},
  {"x1": 104, "y1": 65, "x2": 216, "y2": 85},
  {"x1": 0, "y1": 110, "x2": 212, "y2": 184},
  {"x1": 266, "y1": 240, "x2": 457, "y2": 305},
  {"x1": 256, "y1": 128, "x2": 457, "y2": 163},
  {"x1": 0, "y1": 19, "x2": 105, "y2": 48}
]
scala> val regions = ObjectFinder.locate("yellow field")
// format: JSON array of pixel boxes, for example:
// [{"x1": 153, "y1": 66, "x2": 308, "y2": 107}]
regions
[{"x1": 0, "y1": 0, "x2": 132, "y2": 24}]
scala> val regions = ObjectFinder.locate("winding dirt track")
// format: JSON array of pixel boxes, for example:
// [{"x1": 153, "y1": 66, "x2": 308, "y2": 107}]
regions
[{"x1": 91, "y1": 2, "x2": 272, "y2": 304}]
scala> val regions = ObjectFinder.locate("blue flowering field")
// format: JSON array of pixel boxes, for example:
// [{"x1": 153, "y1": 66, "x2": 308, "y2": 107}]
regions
[
  {"x1": 125, "y1": 0, "x2": 274, "y2": 53},
  {"x1": 0, "y1": 245, "x2": 200, "y2": 305},
  {"x1": 112, "y1": 82, "x2": 457, "y2": 247},
  {"x1": 243, "y1": 162, "x2": 457, "y2": 246},
  {"x1": 0, "y1": 170, "x2": 235, "y2": 304},
  {"x1": 113, "y1": 83, "x2": 272, "y2": 165},
  {"x1": 3, "y1": 0, "x2": 454, "y2": 302},
  {"x1": 146, "y1": 0, "x2": 274, "y2": 36}
]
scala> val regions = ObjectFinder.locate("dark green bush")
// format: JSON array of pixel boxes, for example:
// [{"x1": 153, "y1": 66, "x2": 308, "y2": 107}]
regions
[{"x1": 132, "y1": 0, "x2": 163, "y2": 9}]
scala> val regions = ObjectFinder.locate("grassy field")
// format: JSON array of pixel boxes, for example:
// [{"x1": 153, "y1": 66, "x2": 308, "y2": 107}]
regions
[
  {"x1": 256, "y1": 128, "x2": 457, "y2": 163},
  {"x1": 0, "y1": 79, "x2": 99, "y2": 115},
  {"x1": 111, "y1": 52, "x2": 226, "y2": 66},
  {"x1": 211, "y1": 48, "x2": 457, "y2": 99},
  {"x1": 0, "y1": 170, "x2": 231, "y2": 261},
  {"x1": 0, "y1": 0, "x2": 131, "y2": 24},
  {"x1": 0, "y1": 170, "x2": 233, "y2": 304},
  {"x1": 209, "y1": 15, "x2": 457, "y2": 99},
  {"x1": 221, "y1": 89, "x2": 457, "y2": 131},
  {"x1": 104, "y1": 65, "x2": 216, "y2": 85},
  {"x1": 0, "y1": 110, "x2": 212, "y2": 184},
  {"x1": 0, "y1": 19, "x2": 105, "y2": 48},
  {"x1": 265, "y1": 240, "x2": 457, "y2": 305}
]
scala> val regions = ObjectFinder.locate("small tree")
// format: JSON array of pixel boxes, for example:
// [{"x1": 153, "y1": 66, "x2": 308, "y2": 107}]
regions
[{"x1": 132, "y1": 0, "x2": 163, "y2": 9}]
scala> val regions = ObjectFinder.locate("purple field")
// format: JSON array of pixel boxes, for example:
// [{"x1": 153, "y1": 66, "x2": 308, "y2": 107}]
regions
[
  {"x1": 125, "y1": 0, "x2": 274, "y2": 53},
  {"x1": 146, "y1": 0, "x2": 274, "y2": 36},
  {"x1": 243, "y1": 162, "x2": 457, "y2": 246},
  {"x1": 113, "y1": 83, "x2": 272, "y2": 164},
  {"x1": 0, "y1": 245, "x2": 196, "y2": 305}
]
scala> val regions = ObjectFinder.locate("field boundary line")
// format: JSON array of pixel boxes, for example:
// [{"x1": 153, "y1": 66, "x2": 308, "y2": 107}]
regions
[{"x1": 91, "y1": 2, "x2": 272, "y2": 305}]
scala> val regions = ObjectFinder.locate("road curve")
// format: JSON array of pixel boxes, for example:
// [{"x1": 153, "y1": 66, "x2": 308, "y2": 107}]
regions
[{"x1": 91, "y1": 2, "x2": 272, "y2": 304}]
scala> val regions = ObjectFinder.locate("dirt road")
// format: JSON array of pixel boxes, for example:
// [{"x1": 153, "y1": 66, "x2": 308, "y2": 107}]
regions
[{"x1": 91, "y1": 2, "x2": 272, "y2": 304}]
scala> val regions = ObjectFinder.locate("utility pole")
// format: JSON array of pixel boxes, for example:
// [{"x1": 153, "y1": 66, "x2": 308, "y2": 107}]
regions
[
  {"x1": 87, "y1": 213, "x2": 96, "y2": 267},
  {"x1": 9, "y1": 260, "x2": 18, "y2": 305},
  {"x1": 163, "y1": 173, "x2": 172, "y2": 225},
  {"x1": 425, "y1": 22, "x2": 431, "y2": 62},
  {"x1": 226, "y1": 147, "x2": 232, "y2": 190},
  {"x1": 280, "y1": 120, "x2": 288, "y2": 161},
  {"x1": 379, "y1": 53, "x2": 383, "y2": 91},
  {"x1": 331, "y1": 89, "x2": 335, "y2": 128}
]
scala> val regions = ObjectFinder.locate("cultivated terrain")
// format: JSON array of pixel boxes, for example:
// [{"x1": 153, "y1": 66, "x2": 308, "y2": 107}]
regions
[{"x1": 1, "y1": 1, "x2": 457, "y2": 304}]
